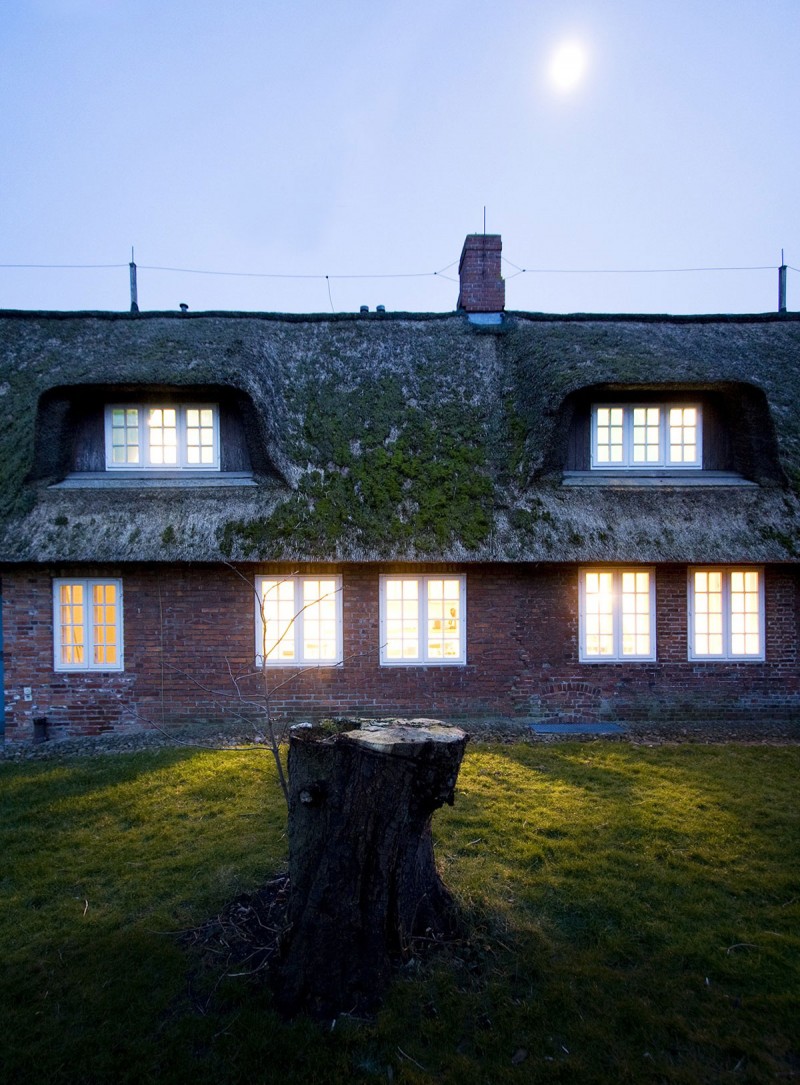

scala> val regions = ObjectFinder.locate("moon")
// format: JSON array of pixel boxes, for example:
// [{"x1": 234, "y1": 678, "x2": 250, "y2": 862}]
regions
[{"x1": 549, "y1": 41, "x2": 588, "y2": 92}]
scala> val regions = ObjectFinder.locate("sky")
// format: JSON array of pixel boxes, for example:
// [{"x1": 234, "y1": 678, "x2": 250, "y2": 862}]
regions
[{"x1": 1, "y1": 0, "x2": 798, "y2": 315}]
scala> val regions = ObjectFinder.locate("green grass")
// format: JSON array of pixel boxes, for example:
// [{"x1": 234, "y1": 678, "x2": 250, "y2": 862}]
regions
[{"x1": 1, "y1": 742, "x2": 798, "y2": 1084}]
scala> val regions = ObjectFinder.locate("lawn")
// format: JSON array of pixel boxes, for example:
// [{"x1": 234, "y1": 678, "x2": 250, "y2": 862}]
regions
[{"x1": 1, "y1": 741, "x2": 798, "y2": 1084}]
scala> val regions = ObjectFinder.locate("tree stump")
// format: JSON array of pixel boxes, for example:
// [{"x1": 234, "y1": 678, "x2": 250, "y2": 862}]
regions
[{"x1": 274, "y1": 721, "x2": 468, "y2": 1019}]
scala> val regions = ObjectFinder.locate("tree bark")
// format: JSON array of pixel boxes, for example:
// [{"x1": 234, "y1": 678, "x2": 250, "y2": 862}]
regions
[{"x1": 274, "y1": 721, "x2": 468, "y2": 1019}]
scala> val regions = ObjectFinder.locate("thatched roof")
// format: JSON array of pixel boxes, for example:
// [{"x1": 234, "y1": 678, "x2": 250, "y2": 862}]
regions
[{"x1": 0, "y1": 309, "x2": 798, "y2": 564}]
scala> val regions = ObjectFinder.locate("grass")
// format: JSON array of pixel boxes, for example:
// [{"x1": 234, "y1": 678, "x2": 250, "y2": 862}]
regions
[{"x1": 0, "y1": 741, "x2": 798, "y2": 1084}]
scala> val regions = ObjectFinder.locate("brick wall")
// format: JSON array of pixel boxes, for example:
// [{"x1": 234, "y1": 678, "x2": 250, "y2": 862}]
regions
[{"x1": 2, "y1": 562, "x2": 798, "y2": 740}]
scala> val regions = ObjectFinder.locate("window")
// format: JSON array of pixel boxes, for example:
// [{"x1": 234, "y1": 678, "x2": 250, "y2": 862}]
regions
[
  {"x1": 688, "y1": 568, "x2": 764, "y2": 660},
  {"x1": 105, "y1": 405, "x2": 219, "y2": 470},
  {"x1": 256, "y1": 576, "x2": 343, "y2": 666},
  {"x1": 380, "y1": 576, "x2": 466, "y2": 665},
  {"x1": 579, "y1": 568, "x2": 655, "y2": 662},
  {"x1": 53, "y1": 579, "x2": 123, "y2": 671},
  {"x1": 592, "y1": 405, "x2": 701, "y2": 468}
]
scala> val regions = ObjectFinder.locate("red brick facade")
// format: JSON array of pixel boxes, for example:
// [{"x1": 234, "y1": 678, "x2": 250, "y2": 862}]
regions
[{"x1": 2, "y1": 563, "x2": 798, "y2": 740}]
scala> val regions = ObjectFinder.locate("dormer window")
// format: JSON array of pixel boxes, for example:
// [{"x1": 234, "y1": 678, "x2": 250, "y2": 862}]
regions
[
  {"x1": 104, "y1": 404, "x2": 220, "y2": 470},
  {"x1": 592, "y1": 404, "x2": 702, "y2": 469}
]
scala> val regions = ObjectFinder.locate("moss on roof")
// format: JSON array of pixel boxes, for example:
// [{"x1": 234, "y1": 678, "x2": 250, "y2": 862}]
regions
[{"x1": 0, "y1": 310, "x2": 799, "y2": 564}]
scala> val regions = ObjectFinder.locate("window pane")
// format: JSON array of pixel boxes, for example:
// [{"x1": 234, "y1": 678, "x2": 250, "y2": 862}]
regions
[
  {"x1": 632, "y1": 406, "x2": 660, "y2": 464},
  {"x1": 301, "y1": 579, "x2": 339, "y2": 661},
  {"x1": 91, "y1": 583, "x2": 118, "y2": 665},
  {"x1": 185, "y1": 406, "x2": 217, "y2": 466},
  {"x1": 668, "y1": 406, "x2": 700, "y2": 465},
  {"x1": 110, "y1": 407, "x2": 140, "y2": 464},
  {"x1": 260, "y1": 579, "x2": 296, "y2": 660},
  {"x1": 147, "y1": 407, "x2": 178, "y2": 465},
  {"x1": 427, "y1": 578, "x2": 460, "y2": 659},
  {"x1": 595, "y1": 407, "x2": 624, "y2": 464},
  {"x1": 693, "y1": 569, "x2": 723, "y2": 656},
  {"x1": 620, "y1": 570, "x2": 651, "y2": 656},
  {"x1": 730, "y1": 570, "x2": 760, "y2": 656},
  {"x1": 59, "y1": 583, "x2": 84, "y2": 664},
  {"x1": 384, "y1": 579, "x2": 420, "y2": 660},
  {"x1": 584, "y1": 571, "x2": 614, "y2": 656}
]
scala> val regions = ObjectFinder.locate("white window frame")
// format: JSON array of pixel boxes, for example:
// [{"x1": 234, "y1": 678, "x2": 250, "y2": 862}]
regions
[
  {"x1": 255, "y1": 575, "x2": 343, "y2": 667},
  {"x1": 104, "y1": 404, "x2": 220, "y2": 471},
  {"x1": 591, "y1": 404, "x2": 702, "y2": 469},
  {"x1": 579, "y1": 567, "x2": 656, "y2": 662},
  {"x1": 379, "y1": 575, "x2": 467, "y2": 666},
  {"x1": 53, "y1": 578, "x2": 124, "y2": 672},
  {"x1": 687, "y1": 567, "x2": 765, "y2": 661}
]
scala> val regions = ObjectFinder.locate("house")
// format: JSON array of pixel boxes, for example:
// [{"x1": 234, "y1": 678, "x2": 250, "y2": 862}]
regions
[{"x1": 1, "y1": 233, "x2": 799, "y2": 741}]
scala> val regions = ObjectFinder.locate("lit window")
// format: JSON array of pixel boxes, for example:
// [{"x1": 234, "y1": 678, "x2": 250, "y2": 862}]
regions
[
  {"x1": 689, "y1": 568, "x2": 764, "y2": 660},
  {"x1": 380, "y1": 575, "x2": 466, "y2": 665},
  {"x1": 592, "y1": 405, "x2": 702, "y2": 469},
  {"x1": 580, "y1": 568, "x2": 655, "y2": 662},
  {"x1": 594, "y1": 407, "x2": 624, "y2": 464},
  {"x1": 109, "y1": 408, "x2": 141, "y2": 465},
  {"x1": 105, "y1": 405, "x2": 219, "y2": 470},
  {"x1": 256, "y1": 576, "x2": 342, "y2": 666},
  {"x1": 53, "y1": 579, "x2": 123, "y2": 672}
]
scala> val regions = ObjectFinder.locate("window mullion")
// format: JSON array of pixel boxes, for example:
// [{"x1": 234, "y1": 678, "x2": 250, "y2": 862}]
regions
[
  {"x1": 623, "y1": 409, "x2": 633, "y2": 467},
  {"x1": 722, "y1": 572, "x2": 731, "y2": 658},
  {"x1": 612, "y1": 571, "x2": 622, "y2": 659},
  {"x1": 418, "y1": 581, "x2": 427, "y2": 663},
  {"x1": 176, "y1": 407, "x2": 185, "y2": 469},
  {"x1": 141, "y1": 406, "x2": 153, "y2": 467},
  {"x1": 294, "y1": 580, "x2": 304, "y2": 660},
  {"x1": 85, "y1": 581, "x2": 96, "y2": 665}
]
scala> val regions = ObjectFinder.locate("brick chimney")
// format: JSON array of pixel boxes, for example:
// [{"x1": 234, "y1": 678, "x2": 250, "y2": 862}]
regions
[{"x1": 457, "y1": 233, "x2": 505, "y2": 312}]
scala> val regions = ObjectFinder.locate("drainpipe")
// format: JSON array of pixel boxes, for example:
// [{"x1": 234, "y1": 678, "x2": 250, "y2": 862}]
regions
[{"x1": 0, "y1": 577, "x2": 4, "y2": 740}]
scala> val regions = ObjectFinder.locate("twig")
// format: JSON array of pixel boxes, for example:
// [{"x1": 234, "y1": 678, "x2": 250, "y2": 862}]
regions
[{"x1": 397, "y1": 1047, "x2": 427, "y2": 1072}]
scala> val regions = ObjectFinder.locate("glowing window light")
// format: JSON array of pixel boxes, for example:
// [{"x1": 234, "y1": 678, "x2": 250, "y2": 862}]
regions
[
  {"x1": 381, "y1": 576, "x2": 466, "y2": 665},
  {"x1": 581, "y1": 569, "x2": 654, "y2": 661},
  {"x1": 632, "y1": 407, "x2": 661, "y2": 464},
  {"x1": 147, "y1": 408, "x2": 178, "y2": 465},
  {"x1": 105, "y1": 404, "x2": 219, "y2": 470},
  {"x1": 668, "y1": 407, "x2": 699, "y2": 465},
  {"x1": 257, "y1": 576, "x2": 342, "y2": 666},
  {"x1": 54, "y1": 579, "x2": 123, "y2": 671},
  {"x1": 690, "y1": 569, "x2": 762, "y2": 659},
  {"x1": 594, "y1": 407, "x2": 624, "y2": 464},
  {"x1": 592, "y1": 404, "x2": 702, "y2": 469}
]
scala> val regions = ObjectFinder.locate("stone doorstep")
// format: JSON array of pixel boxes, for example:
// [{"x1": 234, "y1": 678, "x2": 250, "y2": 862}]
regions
[{"x1": 529, "y1": 723, "x2": 628, "y2": 735}]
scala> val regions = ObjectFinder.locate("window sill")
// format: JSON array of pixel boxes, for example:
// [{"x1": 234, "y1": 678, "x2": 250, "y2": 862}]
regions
[
  {"x1": 379, "y1": 660, "x2": 467, "y2": 667},
  {"x1": 563, "y1": 471, "x2": 757, "y2": 488},
  {"x1": 51, "y1": 471, "x2": 257, "y2": 489},
  {"x1": 258, "y1": 661, "x2": 343, "y2": 668}
]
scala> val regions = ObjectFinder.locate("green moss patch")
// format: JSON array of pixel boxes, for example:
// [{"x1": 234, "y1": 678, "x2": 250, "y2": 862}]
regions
[{"x1": 220, "y1": 374, "x2": 493, "y2": 558}]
